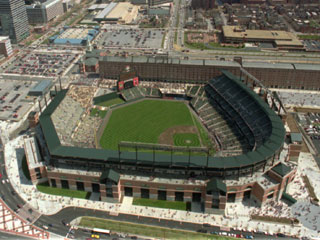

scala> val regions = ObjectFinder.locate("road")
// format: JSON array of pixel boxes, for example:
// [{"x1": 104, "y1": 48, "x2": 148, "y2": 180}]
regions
[
  {"x1": 32, "y1": 206, "x2": 298, "y2": 240},
  {"x1": 0, "y1": 231, "x2": 31, "y2": 240},
  {"x1": 0, "y1": 141, "x2": 28, "y2": 217}
]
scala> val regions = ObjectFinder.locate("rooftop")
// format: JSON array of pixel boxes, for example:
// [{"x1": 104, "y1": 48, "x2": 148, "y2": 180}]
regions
[
  {"x1": 222, "y1": 26, "x2": 303, "y2": 46},
  {"x1": 95, "y1": 2, "x2": 118, "y2": 20},
  {"x1": 290, "y1": 132, "x2": 302, "y2": 143},
  {"x1": 24, "y1": 137, "x2": 44, "y2": 169},
  {"x1": 271, "y1": 162, "x2": 292, "y2": 177},
  {"x1": 28, "y1": 80, "x2": 52, "y2": 95}
]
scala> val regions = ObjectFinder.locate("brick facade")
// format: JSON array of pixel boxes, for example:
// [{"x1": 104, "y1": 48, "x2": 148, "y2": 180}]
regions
[{"x1": 99, "y1": 59, "x2": 320, "y2": 90}]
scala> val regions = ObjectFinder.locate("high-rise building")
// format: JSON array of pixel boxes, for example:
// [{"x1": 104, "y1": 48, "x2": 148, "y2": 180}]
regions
[
  {"x1": 0, "y1": 36, "x2": 13, "y2": 57},
  {"x1": 0, "y1": 0, "x2": 30, "y2": 43},
  {"x1": 26, "y1": 0, "x2": 64, "y2": 24}
]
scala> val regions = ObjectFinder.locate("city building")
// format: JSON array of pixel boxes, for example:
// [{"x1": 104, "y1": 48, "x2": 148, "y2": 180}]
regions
[
  {"x1": 0, "y1": 0, "x2": 30, "y2": 43},
  {"x1": 28, "y1": 111, "x2": 40, "y2": 128},
  {"x1": 147, "y1": 5, "x2": 171, "y2": 16},
  {"x1": 50, "y1": 28, "x2": 99, "y2": 45},
  {"x1": 222, "y1": 26, "x2": 304, "y2": 51},
  {"x1": 98, "y1": 55, "x2": 320, "y2": 90},
  {"x1": 148, "y1": 0, "x2": 172, "y2": 6},
  {"x1": 62, "y1": 0, "x2": 72, "y2": 12},
  {"x1": 191, "y1": 0, "x2": 215, "y2": 9},
  {"x1": 26, "y1": 0, "x2": 64, "y2": 24},
  {"x1": 24, "y1": 137, "x2": 47, "y2": 185},
  {"x1": 0, "y1": 36, "x2": 12, "y2": 57},
  {"x1": 93, "y1": 2, "x2": 139, "y2": 24},
  {"x1": 131, "y1": 0, "x2": 147, "y2": 4},
  {"x1": 28, "y1": 80, "x2": 53, "y2": 96}
]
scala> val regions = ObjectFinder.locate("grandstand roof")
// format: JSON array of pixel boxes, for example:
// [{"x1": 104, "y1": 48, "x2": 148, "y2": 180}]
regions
[
  {"x1": 85, "y1": 57, "x2": 98, "y2": 66},
  {"x1": 39, "y1": 71, "x2": 285, "y2": 173},
  {"x1": 271, "y1": 162, "x2": 291, "y2": 177},
  {"x1": 206, "y1": 178, "x2": 227, "y2": 192},
  {"x1": 100, "y1": 169, "x2": 120, "y2": 183}
]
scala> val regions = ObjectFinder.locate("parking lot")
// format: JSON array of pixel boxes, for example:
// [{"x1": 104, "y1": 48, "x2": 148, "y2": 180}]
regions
[
  {"x1": 0, "y1": 80, "x2": 36, "y2": 121},
  {"x1": 304, "y1": 40, "x2": 320, "y2": 52},
  {"x1": 297, "y1": 112, "x2": 320, "y2": 153},
  {"x1": 3, "y1": 52, "x2": 78, "y2": 77},
  {"x1": 97, "y1": 29, "x2": 164, "y2": 49}
]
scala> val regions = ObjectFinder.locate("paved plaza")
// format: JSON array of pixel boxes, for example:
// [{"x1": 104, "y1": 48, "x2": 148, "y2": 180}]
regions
[
  {"x1": 276, "y1": 89, "x2": 320, "y2": 108},
  {"x1": 0, "y1": 199, "x2": 49, "y2": 239}
]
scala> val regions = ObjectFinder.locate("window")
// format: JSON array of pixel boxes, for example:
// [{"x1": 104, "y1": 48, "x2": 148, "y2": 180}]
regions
[
  {"x1": 227, "y1": 193, "x2": 236, "y2": 203},
  {"x1": 61, "y1": 180, "x2": 69, "y2": 189},
  {"x1": 76, "y1": 181, "x2": 84, "y2": 191},
  {"x1": 92, "y1": 183, "x2": 100, "y2": 193},
  {"x1": 175, "y1": 192, "x2": 184, "y2": 201},
  {"x1": 212, "y1": 199, "x2": 219, "y2": 209},
  {"x1": 141, "y1": 188, "x2": 149, "y2": 199},
  {"x1": 51, "y1": 179, "x2": 56, "y2": 188},
  {"x1": 124, "y1": 187, "x2": 133, "y2": 197},
  {"x1": 158, "y1": 190, "x2": 166, "y2": 201}
]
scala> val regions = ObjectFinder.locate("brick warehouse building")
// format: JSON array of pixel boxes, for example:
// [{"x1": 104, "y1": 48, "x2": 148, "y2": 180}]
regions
[
  {"x1": 98, "y1": 55, "x2": 320, "y2": 90},
  {"x1": 33, "y1": 70, "x2": 298, "y2": 214}
]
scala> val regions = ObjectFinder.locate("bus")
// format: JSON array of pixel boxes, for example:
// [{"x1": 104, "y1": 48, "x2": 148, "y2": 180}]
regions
[{"x1": 92, "y1": 228, "x2": 111, "y2": 235}]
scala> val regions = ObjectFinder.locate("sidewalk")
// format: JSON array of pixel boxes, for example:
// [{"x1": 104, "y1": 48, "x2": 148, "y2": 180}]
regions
[{"x1": 3, "y1": 135, "x2": 320, "y2": 239}]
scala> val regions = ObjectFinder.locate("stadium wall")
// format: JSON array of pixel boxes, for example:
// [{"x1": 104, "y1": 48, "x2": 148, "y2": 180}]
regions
[
  {"x1": 99, "y1": 60, "x2": 240, "y2": 83},
  {"x1": 93, "y1": 92, "x2": 118, "y2": 105}
]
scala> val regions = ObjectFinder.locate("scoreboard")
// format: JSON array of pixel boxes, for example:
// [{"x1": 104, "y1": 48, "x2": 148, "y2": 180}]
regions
[{"x1": 117, "y1": 67, "x2": 139, "y2": 91}]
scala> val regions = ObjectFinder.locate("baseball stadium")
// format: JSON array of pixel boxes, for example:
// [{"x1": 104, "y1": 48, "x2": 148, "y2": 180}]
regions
[{"x1": 37, "y1": 68, "x2": 295, "y2": 213}]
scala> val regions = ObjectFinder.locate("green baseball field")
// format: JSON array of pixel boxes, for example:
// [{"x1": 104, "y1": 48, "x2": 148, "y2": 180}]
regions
[{"x1": 99, "y1": 99, "x2": 212, "y2": 151}]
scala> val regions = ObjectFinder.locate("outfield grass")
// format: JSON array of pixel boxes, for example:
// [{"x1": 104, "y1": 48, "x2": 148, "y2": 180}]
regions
[
  {"x1": 97, "y1": 98, "x2": 124, "y2": 107},
  {"x1": 173, "y1": 133, "x2": 200, "y2": 147},
  {"x1": 79, "y1": 217, "x2": 232, "y2": 240},
  {"x1": 37, "y1": 182, "x2": 91, "y2": 199},
  {"x1": 133, "y1": 198, "x2": 187, "y2": 210},
  {"x1": 90, "y1": 108, "x2": 107, "y2": 118},
  {"x1": 100, "y1": 100, "x2": 196, "y2": 150}
]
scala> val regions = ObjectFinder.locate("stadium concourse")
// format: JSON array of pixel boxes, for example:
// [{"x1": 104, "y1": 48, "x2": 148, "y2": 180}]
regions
[{"x1": 2, "y1": 134, "x2": 320, "y2": 239}]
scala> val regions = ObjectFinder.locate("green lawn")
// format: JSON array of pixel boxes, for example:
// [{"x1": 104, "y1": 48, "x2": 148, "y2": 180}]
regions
[
  {"x1": 97, "y1": 98, "x2": 125, "y2": 107},
  {"x1": 79, "y1": 217, "x2": 232, "y2": 239},
  {"x1": 133, "y1": 198, "x2": 187, "y2": 210},
  {"x1": 173, "y1": 133, "x2": 200, "y2": 147},
  {"x1": 37, "y1": 182, "x2": 91, "y2": 199},
  {"x1": 298, "y1": 34, "x2": 320, "y2": 40},
  {"x1": 100, "y1": 100, "x2": 197, "y2": 149},
  {"x1": 191, "y1": 114, "x2": 215, "y2": 154},
  {"x1": 21, "y1": 155, "x2": 31, "y2": 180},
  {"x1": 90, "y1": 108, "x2": 107, "y2": 118}
]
